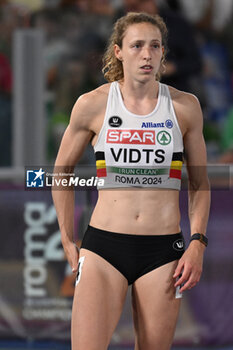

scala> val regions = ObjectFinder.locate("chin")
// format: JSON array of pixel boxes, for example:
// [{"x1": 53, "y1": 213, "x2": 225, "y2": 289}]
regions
[{"x1": 137, "y1": 74, "x2": 155, "y2": 83}]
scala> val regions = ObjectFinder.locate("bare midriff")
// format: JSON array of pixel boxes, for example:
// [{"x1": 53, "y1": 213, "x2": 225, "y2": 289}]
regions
[{"x1": 90, "y1": 189, "x2": 181, "y2": 235}]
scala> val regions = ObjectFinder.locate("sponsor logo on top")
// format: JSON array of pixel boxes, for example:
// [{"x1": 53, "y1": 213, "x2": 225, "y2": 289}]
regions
[
  {"x1": 141, "y1": 122, "x2": 165, "y2": 128},
  {"x1": 156, "y1": 131, "x2": 171, "y2": 145},
  {"x1": 165, "y1": 119, "x2": 173, "y2": 128},
  {"x1": 106, "y1": 129, "x2": 156, "y2": 145},
  {"x1": 141, "y1": 119, "x2": 173, "y2": 129},
  {"x1": 108, "y1": 116, "x2": 122, "y2": 127}
]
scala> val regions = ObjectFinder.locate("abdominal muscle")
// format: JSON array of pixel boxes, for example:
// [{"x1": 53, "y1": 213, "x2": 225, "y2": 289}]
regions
[{"x1": 89, "y1": 188, "x2": 181, "y2": 235}]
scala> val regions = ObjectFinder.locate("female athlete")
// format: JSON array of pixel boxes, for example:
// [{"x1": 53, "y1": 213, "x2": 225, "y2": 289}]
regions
[{"x1": 52, "y1": 12, "x2": 210, "y2": 350}]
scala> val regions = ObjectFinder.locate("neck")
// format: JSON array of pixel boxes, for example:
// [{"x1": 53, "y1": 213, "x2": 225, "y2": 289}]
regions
[{"x1": 119, "y1": 78, "x2": 159, "y2": 101}]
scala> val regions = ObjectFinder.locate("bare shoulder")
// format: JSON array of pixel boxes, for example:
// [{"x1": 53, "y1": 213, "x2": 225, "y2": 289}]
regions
[
  {"x1": 168, "y1": 85, "x2": 201, "y2": 111},
  {"x1": 70, "y1": 83, "x2": 111, "y2": 131},
  {"x1": 168, "y1": 85, "x2": 203, "y2": 133}
]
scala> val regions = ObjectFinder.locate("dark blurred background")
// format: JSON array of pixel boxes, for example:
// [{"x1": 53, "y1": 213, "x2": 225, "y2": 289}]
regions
[{"x1": 0, "y1": 0, "x2": 232, "y2": 349}]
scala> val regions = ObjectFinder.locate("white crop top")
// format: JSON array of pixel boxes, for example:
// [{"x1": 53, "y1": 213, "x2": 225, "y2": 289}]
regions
[{"x1": 94, "y1": 81, "x2": 184, "y2": 190}]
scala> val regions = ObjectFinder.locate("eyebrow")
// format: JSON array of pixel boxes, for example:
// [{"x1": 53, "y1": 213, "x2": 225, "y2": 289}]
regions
[{"x1": 130, "y1": 39, "x2": 162, "y2": 44}]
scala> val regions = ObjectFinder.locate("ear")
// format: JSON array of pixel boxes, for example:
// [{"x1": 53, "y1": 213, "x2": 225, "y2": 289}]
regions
[
  {"x1": 114, "y1": 44, "x2": 123, "y2": 61},
  {"x1": 162, "y1": 46, "x2": 165, "y2": 57}
]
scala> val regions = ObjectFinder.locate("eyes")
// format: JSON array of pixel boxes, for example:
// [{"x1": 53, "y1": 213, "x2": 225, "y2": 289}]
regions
[{"x1": 131, "y1": 42, "x2": 161, "y2": 50}]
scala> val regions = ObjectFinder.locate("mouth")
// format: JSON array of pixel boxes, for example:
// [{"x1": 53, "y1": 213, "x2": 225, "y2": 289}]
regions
[{"x1": 140, "y1": 65, "x2": 153, "y2": 73}]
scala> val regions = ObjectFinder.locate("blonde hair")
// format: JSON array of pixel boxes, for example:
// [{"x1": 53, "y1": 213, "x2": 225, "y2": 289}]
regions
[{"x1": 102, "y1": 12, "x2": 168, "y2": 82}]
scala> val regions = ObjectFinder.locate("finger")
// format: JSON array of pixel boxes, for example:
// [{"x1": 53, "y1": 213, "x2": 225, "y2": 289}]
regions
[
  {"x1": 71, "y1": 259, "x2": 79, "y2": 273},
  {"x1": 186, "y1": 269, "x2": 201, "y2": 287},
  {"x1": 72, "y1": 264, "x2": 78, "y2": 273},
  {"x1": 173, "y1": 260, "x2": 184, "y2": 278},
  {"x1": 71, "y1": 255, "x2": 79, "y2": 273},
  {"x1": 180, "y1": 280, "x2": 195, "y2": 292},
  {"x1": 174, "y1": 267, "x2": 191, "y2": 287},
  {"x1": 174, "y1": 275, "x2": 185, "y2": 288},
  {"x1": 180, "y1": 273, "x2": 197, "y2": 292},
  {"x1": 188, "y1": 284, "x2": 196, "y2": 290},
  {"x1": 68, "y1": 256, "x2": 79, "y2": 274}
]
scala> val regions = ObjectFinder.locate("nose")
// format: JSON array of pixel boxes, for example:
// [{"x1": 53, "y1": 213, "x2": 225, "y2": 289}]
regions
[{"x1": 143, "y1": 47, "x2": 152, "y2": 61}]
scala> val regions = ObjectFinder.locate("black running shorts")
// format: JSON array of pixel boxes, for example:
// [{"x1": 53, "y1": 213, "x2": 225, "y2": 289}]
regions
[{"x1": 80, "y1": 225, "x2": 185, "y2": 285}]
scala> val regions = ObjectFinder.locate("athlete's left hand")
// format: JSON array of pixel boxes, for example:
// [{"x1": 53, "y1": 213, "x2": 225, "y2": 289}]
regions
[{"x1": 173, "y1": 240, "x2": 205, "y2": 292}]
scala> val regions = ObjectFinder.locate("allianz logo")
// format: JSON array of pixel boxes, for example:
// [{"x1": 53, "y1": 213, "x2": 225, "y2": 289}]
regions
[
  {"x1": 141, "y1": 119, "x2": 173, "y2": 129},
  {"x1": 141, "y1": 122, "x2": 165, "y2": 128}
]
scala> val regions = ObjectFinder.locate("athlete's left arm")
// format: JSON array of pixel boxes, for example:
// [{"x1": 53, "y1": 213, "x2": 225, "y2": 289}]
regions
[{"x1": 174, "y1": 94, "x2": 211, "y2": 293}]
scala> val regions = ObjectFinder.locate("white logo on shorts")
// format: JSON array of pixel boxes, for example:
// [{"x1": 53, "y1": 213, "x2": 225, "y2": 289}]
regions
[{"x1": 173, "y1": 239, "x2": 184, "y2": 251}]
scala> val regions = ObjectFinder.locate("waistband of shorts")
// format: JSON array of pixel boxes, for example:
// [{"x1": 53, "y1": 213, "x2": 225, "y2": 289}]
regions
[{"x1": 86, "y1": 225, "x2": 183, "y2": 243}]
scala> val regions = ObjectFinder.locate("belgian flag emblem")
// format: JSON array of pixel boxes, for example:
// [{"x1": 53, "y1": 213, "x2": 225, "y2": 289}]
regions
[
  {"x1": 95, "y1": 152, "x2": 107, "y2": 177},
  {"x1": 170, "y1": 152, "x2": 183, "y2": 179}
]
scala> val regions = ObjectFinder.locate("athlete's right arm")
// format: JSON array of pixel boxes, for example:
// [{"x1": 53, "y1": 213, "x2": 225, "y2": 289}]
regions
[{"x1": 52, "y1": 93, "x2": 96, "y2": 273}]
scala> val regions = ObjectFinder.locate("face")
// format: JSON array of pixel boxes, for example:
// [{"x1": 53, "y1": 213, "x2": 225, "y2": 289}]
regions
[{"x1": 114, "y1": 22, "x2": 164, "y2": 83}]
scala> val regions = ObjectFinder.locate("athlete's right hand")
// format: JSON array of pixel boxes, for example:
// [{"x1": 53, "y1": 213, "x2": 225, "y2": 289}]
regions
[{"x1": 62, "y1": 240, "x2": 79, "y2": 273}]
